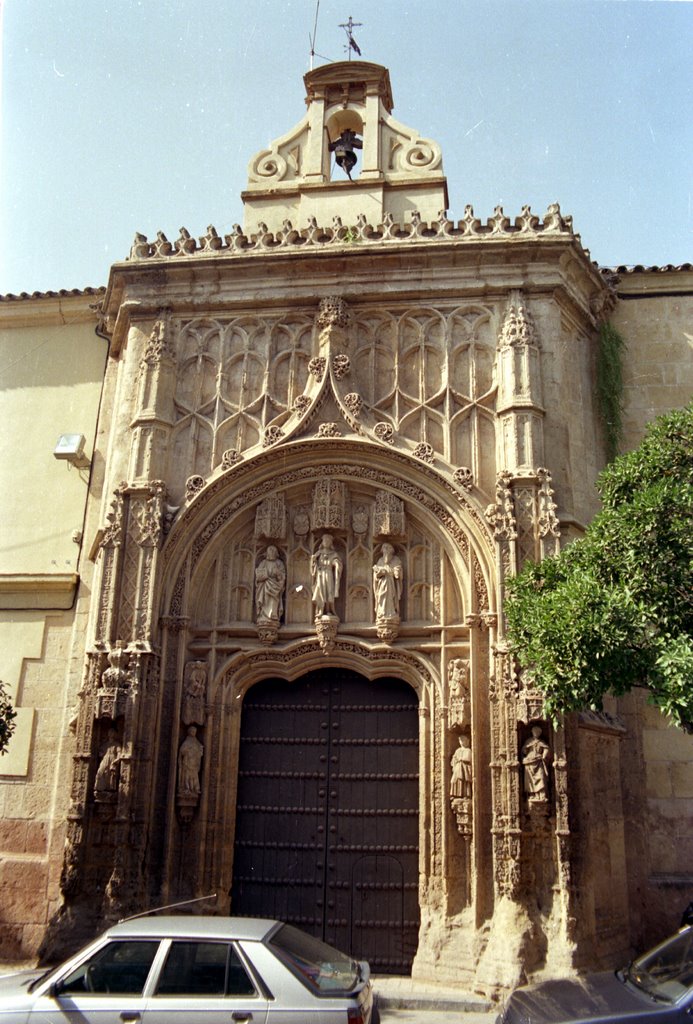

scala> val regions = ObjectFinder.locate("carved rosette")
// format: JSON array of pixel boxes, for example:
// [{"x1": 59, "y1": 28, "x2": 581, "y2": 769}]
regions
[
  {"x1": 343, "y1": 393, "x2": 363, "y2": 418},
  {"x1": 332, "y1": 354, "x2": 351, "y2": 380},
  {"x1": 318, "y1": 422, "x2": 342, "y2": 438},
  {"x1": 453, "y1": 466, "x2": 474, "y2": 491},
  {"x1": 308, "y1": 356, "x2": 326, "y2": 379},
  {"x1": 262, "y1": 425, "x2": 285, "y2": 447},
  {"x1": 185, "y1": 475, "x2": 205, "y2": 501},
  {"x1": 374, "y1": 422, "x2": 394, "y2": 444},
  {"x1": 413, "y1": 441, "x2": 435, "y2": 464},
  {"x1": 293, "y1": 395, "x2": 311, "y2": 414},
  {"x1": 221, "y1": 448, "x2": 243, "y2": 469}
]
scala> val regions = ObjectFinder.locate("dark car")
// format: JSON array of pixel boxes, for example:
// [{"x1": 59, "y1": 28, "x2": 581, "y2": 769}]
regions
[{"x1": 498, "y1": 925, "x2": 693, "y2": 1024}]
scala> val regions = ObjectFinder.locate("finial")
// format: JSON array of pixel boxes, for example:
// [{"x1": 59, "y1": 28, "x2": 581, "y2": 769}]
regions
[{"x1": 339, "y1": 15, "x2": 362, "y2": 59}]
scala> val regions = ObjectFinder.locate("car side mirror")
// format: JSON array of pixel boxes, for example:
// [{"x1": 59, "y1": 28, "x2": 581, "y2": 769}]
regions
[{"x1": 48, "y1": 980, "x2": 64, "y2": 999}]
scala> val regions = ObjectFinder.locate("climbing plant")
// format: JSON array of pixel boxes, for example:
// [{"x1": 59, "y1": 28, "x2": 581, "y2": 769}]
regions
[
  {"x1": 596, "y1": 321, "x2": 626, "y2": 461},
  {"x1": 0, "y1": 680, "x2": 16, "y2": 756}
]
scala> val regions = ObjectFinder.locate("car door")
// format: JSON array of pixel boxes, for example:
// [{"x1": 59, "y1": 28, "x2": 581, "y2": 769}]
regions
[
  {"x1": 142, "y1": 939, "x2": 269, "y2": 1024},
  {"x1": 28, "y1": 939, "x2": 160, "y2": 1024}
]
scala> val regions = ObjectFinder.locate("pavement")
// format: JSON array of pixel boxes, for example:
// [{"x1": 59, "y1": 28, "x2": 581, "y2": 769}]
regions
[{"x1": 374, "y1": 974, "x2": 498, "y2": 1022}]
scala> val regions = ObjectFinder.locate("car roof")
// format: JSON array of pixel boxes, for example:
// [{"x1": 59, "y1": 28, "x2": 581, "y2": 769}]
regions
[{"x1": 104, "y1": 915, "x2": 280, "y2": 942}]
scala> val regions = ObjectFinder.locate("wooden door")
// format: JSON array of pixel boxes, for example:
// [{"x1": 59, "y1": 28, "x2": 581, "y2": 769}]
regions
[{"x1": 232, "y1": 669, "x2": 419, "y2": 973}]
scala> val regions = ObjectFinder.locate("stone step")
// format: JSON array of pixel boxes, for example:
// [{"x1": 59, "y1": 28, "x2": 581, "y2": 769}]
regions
[{"x1": 373, "y1": 975, "x2": 493, "y2": 1013}]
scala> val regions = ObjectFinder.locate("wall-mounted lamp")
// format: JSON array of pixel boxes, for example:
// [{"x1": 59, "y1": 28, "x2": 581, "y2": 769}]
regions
[{"x1": 53, "y1": 433, "x2": 91, "y2": 469}]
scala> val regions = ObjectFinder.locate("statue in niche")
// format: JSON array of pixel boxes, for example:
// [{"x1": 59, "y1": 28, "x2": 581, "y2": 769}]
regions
[
  {"x1": 178, "y1": 725, "x2": 203, "y2": 796},
  {"x1": 450, "y1": 733, "x2": 473, "y2": 800},
  {"x1": 373, "y1": 543, "x2": 403, "y2": 620},
  {"x1": 254, "y1": 546, "x2": 286, "y2": 623},
  {"x1": 94, "y1": 728, "x2": 123, "y2": 802},
  {"x1": 182, "y1": 662, "x2": 207, "y2": 726},
  {"x1": 521, "y1": 725, "x2": 552, "y2": 804},
  {"x1": 448, "y1": 658, "x2": 470, "y2": 728},
  {"x1": 311, "y1": 534, "x2": 342, "y2": 617}
]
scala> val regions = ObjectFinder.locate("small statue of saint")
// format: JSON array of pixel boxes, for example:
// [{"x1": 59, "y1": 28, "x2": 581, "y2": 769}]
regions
[
  {"x1": 94, "y1": 728, "x2": 122, "y2": 801},
  {"x1": 373, "y1": 543, "x2": 403, "y2": 622},
  {"x1": 450, "y1": 733, "x2": 473, "y2": 800},
  {"x1": 178, "y1": 725, "x2": 204, "y2": 796},
  {"x1": 521, "y1": 725, "x2": 552, "y2": 803},
  {"x1": 311, "y1": 534, "x2": 342, "y2": 617},
  {"x1": 254, "y1": 545, "x2": 286, "y2": 623}
]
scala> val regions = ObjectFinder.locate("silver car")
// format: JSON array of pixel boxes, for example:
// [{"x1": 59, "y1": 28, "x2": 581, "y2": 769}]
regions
[{"x1": 0, "y1": 915, "x2": 377, "y2": 1023}]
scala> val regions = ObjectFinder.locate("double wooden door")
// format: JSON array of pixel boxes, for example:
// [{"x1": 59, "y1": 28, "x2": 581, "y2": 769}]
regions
[{"x1": 232, "y1": 669, "x2": 419, "y2": 974}]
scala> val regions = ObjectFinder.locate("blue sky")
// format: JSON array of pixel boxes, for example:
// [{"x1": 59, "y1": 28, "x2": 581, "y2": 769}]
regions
[{"x1": 1, "y1": 0, "x2": 691, "y2": 294}]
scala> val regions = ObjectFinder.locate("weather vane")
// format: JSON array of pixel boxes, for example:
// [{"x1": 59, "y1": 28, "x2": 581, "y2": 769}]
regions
[{"x1": 339, "y1": 16, "x2": 362, "y2": 59}]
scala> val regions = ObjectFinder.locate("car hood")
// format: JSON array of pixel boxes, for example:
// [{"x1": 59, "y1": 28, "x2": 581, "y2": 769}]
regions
[
  {"x1": 0, "y1": 966, "x2": 46, "y2": 999},
  {"x1": 501, "y1": 971, "x2": 657, "y2": 1024}
]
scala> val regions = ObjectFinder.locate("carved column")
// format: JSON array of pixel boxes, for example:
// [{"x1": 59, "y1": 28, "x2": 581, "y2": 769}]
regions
[
  {"x1": 130, "y1": 315, "x2": 177, "y2": 484},
  {"x1": 496, "y1": 291, "x2": 545, "y2": 473}
]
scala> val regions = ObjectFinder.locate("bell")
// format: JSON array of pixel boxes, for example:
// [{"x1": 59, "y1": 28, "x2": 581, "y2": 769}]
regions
[
  {"x1": 334, "y1": 141, "x2": 357, "y2": 178},
  {"x1": 329, "y1": 130, "x2": 363, "y2": 180}
]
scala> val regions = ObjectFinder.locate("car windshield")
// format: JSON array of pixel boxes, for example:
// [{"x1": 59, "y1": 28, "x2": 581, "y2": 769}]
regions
[
  {"x1": 269, "y1": 924, "x2": 360, "y2": 994},
  {"x1": 626, "y1": 927, "x2": 693, "y2": 1003}
]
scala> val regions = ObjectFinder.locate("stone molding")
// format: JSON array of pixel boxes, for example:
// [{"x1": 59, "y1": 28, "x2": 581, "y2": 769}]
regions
[
  {"x1": 128, "y1": 204, "x2": 581, "y2": 263},
  {"x1": 0, "y1": 572, "x2": 79, "y2": 609}
]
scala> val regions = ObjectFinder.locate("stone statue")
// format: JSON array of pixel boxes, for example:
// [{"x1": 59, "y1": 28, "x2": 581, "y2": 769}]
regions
[
  {"x1": 450, "y1": 733, "x2": 473, "y2": 800},
  {"x1": 521, "y1": 725, "x2": 552, "y2": 803},
  {"x1": 178, "y1": 725, "x2": 203, "y2": 795},
  {"x1": 182, "y1": 662, "x2": 206, "y2": 726},
  {"x1": 254, "y1": 545, "x2": 286, "y2": 623},
  {"x1": 311, "y1": 534, "x2": 342, "y2": 617},
  {"x1": 373, "y1": 543, "x2": 403, "y2": 620},
  {"x1": 94, "y1": 728, "x2": 122, "y2": 801}
]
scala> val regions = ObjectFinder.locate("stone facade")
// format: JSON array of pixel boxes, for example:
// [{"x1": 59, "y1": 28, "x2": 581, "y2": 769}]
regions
[{"x1": 0, "y1": 61, "x2": 691, "y2": 993}]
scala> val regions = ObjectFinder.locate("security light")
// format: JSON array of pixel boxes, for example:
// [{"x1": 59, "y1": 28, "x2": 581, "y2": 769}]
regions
[{"x1": 53, "y1": 433, "x2": 90, "y2": 468}]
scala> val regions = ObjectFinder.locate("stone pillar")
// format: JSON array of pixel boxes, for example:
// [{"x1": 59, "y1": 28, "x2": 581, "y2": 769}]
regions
[{"x1": 496, "y1": 291, "x2": 545, "y2": 474}]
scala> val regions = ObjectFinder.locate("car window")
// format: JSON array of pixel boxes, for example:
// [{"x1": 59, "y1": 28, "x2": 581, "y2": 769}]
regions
[
  {"x1": 627, "y1": 928, "x2": 693, "y2": 1002},
  {"x1": 155, "y1": 941, "x2": 257, "y2": 997},
  {"x1": 269, "y1": 923, "x2": 359, "y2": 994},
  {"x1": 59, "y1": 940, "x2": 160, "y2": 996}
]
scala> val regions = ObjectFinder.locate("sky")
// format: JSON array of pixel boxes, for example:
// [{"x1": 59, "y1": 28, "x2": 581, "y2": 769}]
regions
[{"x1": 1, "y1": 0, "x2": 691, "y2": 295}]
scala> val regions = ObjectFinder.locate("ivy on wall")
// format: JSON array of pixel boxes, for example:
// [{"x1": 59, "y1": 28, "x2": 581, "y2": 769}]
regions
[{"x1": 596, "y1": 321, "x2": 626, "y2": 461}]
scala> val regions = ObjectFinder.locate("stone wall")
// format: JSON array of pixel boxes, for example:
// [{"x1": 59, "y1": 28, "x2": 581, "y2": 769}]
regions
[{"x1": 612, "y1": 267, "x2": 693, "y2": 452}]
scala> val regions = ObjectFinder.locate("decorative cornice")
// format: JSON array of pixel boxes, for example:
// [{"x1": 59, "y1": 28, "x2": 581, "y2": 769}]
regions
[{"x1": 126, "y1": 204, "x2": 581, "y2": 264}]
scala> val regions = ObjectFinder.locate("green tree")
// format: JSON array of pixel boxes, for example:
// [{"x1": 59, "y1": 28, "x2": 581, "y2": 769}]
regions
[
  {"x1": 0, "y1": 679, "x2": 16, "y2": 755},
  {"x1": 505, "y1": 402, "x2": 693, "y2": 731}
]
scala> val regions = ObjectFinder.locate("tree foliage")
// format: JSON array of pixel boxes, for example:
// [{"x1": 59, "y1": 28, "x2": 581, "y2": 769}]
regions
[
  {"x1": 505, "y1": 402, "x2": 693, "y2": 730},
  {"x1": 0, "y1": 679, "x2": 17, "y2": 756}
]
